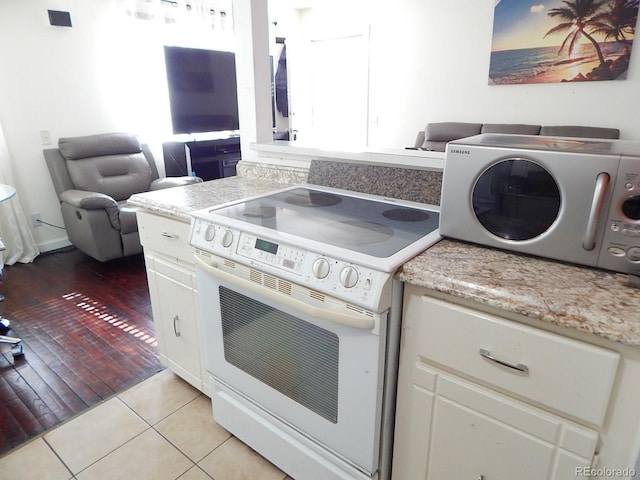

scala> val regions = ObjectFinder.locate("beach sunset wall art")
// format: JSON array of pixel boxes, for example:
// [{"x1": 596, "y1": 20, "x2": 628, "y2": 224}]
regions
[{"x1": 489, "y1": 0, "x2": 639, "y2": 85}]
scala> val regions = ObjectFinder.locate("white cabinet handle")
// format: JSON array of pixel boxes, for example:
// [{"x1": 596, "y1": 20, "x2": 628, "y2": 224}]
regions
[
  {"x1": 161, "y1": 231, "x2": 179, "y2": 239},
  {"x1": 173, "y1": 315, "x2": 181, "y2": 337},
  {"x1": 479, "y1": 348, "x2": 528, "y2": 374}
]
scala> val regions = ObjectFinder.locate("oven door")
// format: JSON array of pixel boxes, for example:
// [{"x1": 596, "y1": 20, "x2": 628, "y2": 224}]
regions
[{"x1": 194, "y1": 255, "x2": 387, "y2": 475}]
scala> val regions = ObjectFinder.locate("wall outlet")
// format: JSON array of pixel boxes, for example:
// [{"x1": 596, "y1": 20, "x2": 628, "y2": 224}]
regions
[
  {"x1": 40, "y1": 130, "x2": 52, "y2": 145},
  {"x1": 31, "y1": 213, "x2": 42, "y2": 227}
]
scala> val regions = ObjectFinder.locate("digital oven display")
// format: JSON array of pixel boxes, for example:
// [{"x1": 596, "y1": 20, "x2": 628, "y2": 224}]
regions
[{"x1": 255, "y1": 238, "x2": 279, "y2": 255}]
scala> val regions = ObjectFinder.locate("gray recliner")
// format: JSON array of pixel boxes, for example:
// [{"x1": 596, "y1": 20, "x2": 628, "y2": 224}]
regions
[{"x1": 44, "y1": 132, "x2": 202, "y2": 262}]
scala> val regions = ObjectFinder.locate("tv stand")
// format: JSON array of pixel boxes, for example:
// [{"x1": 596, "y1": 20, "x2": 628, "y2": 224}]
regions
[{"x1": 163, "y1": 136, "x2": 241, "y2": 181}]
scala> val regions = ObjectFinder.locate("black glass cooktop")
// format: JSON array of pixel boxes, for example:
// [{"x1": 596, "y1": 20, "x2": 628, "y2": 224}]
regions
[{"x1": 209, "y1": 187, "x2": 440, "y2": 258}]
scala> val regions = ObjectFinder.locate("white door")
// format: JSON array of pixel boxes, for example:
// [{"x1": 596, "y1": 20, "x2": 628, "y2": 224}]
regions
[{"x1": 307, "y1": 33, "x2": 369, "y2": 147}]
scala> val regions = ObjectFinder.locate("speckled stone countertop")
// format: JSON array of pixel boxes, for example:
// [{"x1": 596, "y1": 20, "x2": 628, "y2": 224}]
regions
[
  {"x1": 129, "y1": 175, "x2": 298, "y2": 222},
  {"x1": 397, "y1": 239, "x2": 640, "y2": 347},
  {"x1": 307, "y1": 159, "x2": 443, "y2": 205}
]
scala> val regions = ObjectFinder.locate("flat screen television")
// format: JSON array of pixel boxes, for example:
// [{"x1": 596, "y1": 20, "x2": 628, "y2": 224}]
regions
[{"x1": 164, "y1": 45, "x2": 240, "y2": 135}]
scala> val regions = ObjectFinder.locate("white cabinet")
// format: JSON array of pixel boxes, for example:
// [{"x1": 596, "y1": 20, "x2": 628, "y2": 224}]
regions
[
  {"x1": 137, "y1": 211, "x2": 211, "y2": 395},
  {"x1": 146, "y1": 255, "x2": 203, "y2": 390},
  {"x1": 393, "y1": 286, "x2": 621, "y2": 480}
]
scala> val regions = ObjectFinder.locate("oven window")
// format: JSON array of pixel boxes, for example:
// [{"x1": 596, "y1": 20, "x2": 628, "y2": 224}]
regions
[
  {"x1": 472, "y1": 159, "x2": 560, "y2": 240},
  {"x1": 219, "y1": 286, "x2": 339, "y2": 423}
]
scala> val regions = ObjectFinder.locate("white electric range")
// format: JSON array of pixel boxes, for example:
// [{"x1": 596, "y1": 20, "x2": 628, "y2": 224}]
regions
[{"x1": 190, "y1": 184, "x2": 440, "y2": 480}]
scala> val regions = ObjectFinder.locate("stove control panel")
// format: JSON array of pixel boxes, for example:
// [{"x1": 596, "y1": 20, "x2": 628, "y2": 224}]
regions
[
  {"x1": 237, "y1": 232, "x2": 307, "y2": 274},
  {"x1": 190, "y1": 218, "x2": 394, "y2": 312}
]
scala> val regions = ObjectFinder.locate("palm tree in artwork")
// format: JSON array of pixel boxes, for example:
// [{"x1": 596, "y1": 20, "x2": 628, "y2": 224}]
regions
[
  {"x1": 544, "y1": 0, "x2": 610, "y2": 65},
  {"x1": 592, "y1": 0, "x2": 639, "y2": 54}
]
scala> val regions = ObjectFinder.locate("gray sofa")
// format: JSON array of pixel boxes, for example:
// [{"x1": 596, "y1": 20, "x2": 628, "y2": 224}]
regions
[{"x1": 413, "y1": 122, "x2": 621, "y2": 152}]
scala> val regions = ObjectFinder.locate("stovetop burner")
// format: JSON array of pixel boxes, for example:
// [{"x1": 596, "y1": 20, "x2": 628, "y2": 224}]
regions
[
  {"x1": 284, "y1": 191, "x2": 343, "y2": 207},
  {"x1": 382, "y1": 208, "x2": 432, "y2": 222}
]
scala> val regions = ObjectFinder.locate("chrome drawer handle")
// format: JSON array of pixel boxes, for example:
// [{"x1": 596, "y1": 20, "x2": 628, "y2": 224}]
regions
[
  {"x1": 479, "y1": 348, "x2": 529, "y2": 374},
  {"x1": 161, "y1": 231, "x2": 179, "y2": 239}
]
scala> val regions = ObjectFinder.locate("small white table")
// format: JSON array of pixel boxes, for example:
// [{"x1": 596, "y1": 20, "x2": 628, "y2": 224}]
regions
[
  {"x1": 0, "y1": 184, "x2": 23, "y2": 357},
  {"x1": 0, "y1": 183, "x2": 16, "y2": 287},
  {"x1": 0, "y1": 183, "x2": 16, "y2": 256},
  {"x1": 0, "y1": 184, "x2": 16, "y2": 203}
]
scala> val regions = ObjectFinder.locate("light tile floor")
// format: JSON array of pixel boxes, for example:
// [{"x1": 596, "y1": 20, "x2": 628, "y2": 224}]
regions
[{"x1": 0, "y1": 369, "x2": 292, "y2": 480}]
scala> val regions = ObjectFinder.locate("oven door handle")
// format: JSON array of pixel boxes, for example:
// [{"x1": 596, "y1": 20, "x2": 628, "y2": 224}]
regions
[{"x1": 195, "y1": 256, "x2": 376, "y2": 331}]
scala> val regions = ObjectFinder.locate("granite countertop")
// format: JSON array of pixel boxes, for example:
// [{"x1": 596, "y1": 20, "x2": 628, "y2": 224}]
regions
[
  {"x1": 397, "y1": 239, "x2": 640, "y2": 347},
  {"x1": 129, "y1": 176, "x2": 297, "y2": 222}
]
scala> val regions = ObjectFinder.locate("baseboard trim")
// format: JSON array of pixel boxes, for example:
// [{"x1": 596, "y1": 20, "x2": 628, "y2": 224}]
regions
[{"x1": 37, "y1": 238, "x2": 72, "y2": 253}]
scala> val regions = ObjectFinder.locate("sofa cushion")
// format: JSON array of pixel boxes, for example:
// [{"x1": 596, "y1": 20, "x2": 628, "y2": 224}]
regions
[
  {"x1": 481, "y1": 124, "x2": 541, "y2": 135},
  {"x1": 59, "y1": 132, "x2": 142, "y2": 160},
  {"x1": 66, "y1": 153, "x2": 153, "y2": 201},
  {"x1": 422, "y1": 122, "x2": 483, "y2": 151},
  {"x1": 118, "y1": 202, "x2": 139, "y2": 235},
  {"x1": 539, "y1": 125, "x2": 620, "y2": 139}
]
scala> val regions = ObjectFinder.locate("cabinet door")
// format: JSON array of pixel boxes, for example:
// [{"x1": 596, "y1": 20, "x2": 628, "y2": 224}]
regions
[
  {"x1": 428, "y1": 394, "x2": 557, "y2": 479},
  {"x1": 393, "y1": 363, "x2": 596, "y2": 480},
  {"x1": 147, "y1": 257, "x2": 203, "y2": 391}
]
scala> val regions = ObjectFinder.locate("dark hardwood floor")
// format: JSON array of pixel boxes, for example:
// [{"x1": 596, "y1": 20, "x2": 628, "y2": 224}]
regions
[{"x1": 0, "y1": 247, "x2": 162, "y2": 456}]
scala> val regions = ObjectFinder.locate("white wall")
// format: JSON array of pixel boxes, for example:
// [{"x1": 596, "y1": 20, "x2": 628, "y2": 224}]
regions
[
  {"x1": 285, "y1": 0, "x2": 640, "y2": 148},
  {"x1": 1, "y1": 0, "x2": 639, "y2": 252},
  {"x1": 0, "y1": 0, "x2": 232, "y2": 251},
  {"x1": 370, "y1": 0, "x2": 640, "y2": 146}
]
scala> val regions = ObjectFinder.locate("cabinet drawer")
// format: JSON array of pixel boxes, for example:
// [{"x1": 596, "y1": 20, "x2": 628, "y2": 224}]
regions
[
  {"x1": 404, "y1": 293, "x2": 619, "y2": 426},
  {"x1": 138, "y1": 211, "x2": 193, "y2": 264}
]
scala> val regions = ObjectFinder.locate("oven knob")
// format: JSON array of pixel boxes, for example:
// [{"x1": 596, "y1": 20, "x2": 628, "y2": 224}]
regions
[
  {"x1": 204, "y1": 224, "x2": 215, "y2": 242},
  {"x1": 339, "y1": 266, "x2": 359, "y2": 288},
  {"x1": 221, "y1": 230, "x2": 234, "y2": 247},
  {"x1": 312, "y1": 258, "x2": 330, "y2": 279}
]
